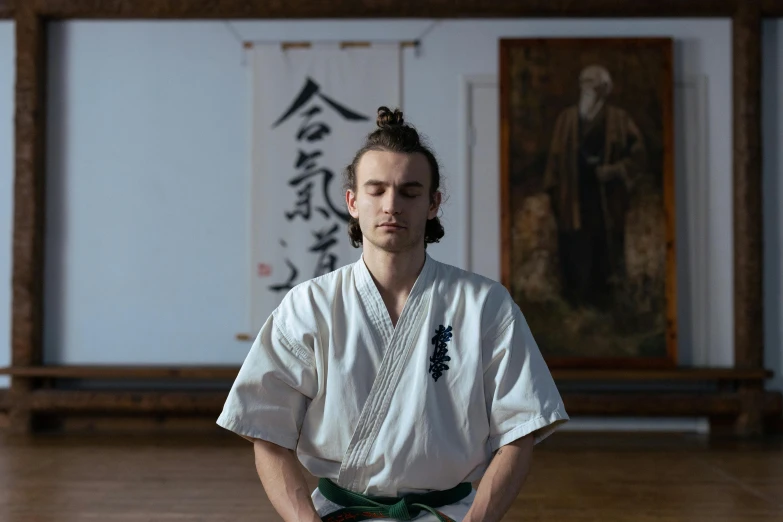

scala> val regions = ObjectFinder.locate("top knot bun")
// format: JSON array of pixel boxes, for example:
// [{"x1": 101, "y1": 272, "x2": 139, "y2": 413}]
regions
[{"x1": 376, "y1": 106, "x2": 405, "y2": 128}]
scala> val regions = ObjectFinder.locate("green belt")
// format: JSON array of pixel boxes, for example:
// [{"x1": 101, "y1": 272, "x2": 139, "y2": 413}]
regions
[{"x1": 318, "y1": 478, "x2": 472, "y2": 522}]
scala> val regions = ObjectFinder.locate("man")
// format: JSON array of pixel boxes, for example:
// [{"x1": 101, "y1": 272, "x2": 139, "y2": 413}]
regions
[
  {"x1": 217, "y1": 107, "x2": 569, "y2": 522},
  {"x1": 543, "y1": 64, "x2": 647, "y2": 310}
]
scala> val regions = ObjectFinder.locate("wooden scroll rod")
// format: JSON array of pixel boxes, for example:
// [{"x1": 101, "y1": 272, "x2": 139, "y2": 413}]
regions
[{"x1": 243, "y1": 40, "x2": 419, "y2": 50}]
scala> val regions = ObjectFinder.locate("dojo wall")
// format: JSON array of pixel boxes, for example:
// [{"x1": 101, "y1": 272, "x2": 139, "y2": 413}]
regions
[{"x1": 0, "y1": 19, "x2": 781, "y2": 407}]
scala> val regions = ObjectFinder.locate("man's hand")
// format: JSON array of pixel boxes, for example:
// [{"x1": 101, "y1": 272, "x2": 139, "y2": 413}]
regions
[
  {"x1": 252, "y1": 439, "x2": 321, "y2": 522},
  {"x1": 462, "y1": 434, "x2": 535, "y2": 522}
]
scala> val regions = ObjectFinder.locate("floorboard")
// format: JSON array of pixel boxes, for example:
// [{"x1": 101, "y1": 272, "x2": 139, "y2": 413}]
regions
[{"x1": 0, "y1": 431, "x2": 781, "y2": 521}]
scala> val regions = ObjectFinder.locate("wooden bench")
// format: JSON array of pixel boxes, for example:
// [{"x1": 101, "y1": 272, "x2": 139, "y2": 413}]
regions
[
  {"x1": 1, "y1": 365, "x2": 780, "y2": 434},
  {"x1": 1, "y1": 364, "x2": 771, "y2": 382}
]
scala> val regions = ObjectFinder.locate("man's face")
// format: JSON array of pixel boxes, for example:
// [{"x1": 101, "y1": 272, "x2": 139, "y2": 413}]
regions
[
  {"x1": 578, "y1": 67, "x2": 608, "y2": 117},
  {"x1": 579, "y1": 68, "x2": 608, "y2": 100},
  {"x1": 580, "y1": 71, "x2": 600, "y2": 94},
  {"x1": 346, "y1": 150, "x2": 441, "y2": 254}
]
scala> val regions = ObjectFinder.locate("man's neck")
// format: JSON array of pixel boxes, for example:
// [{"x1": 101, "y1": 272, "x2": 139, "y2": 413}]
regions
[{"x1": 362, "y1": 245, "x2": 427, "y2": 326}]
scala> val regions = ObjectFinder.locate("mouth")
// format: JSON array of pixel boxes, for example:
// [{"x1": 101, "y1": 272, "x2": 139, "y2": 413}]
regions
[{"x1": 378, "y1": 223, "x2": 406, "y2": 230}]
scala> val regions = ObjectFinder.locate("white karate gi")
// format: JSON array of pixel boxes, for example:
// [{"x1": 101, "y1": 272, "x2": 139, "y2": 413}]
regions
[{"x1": 217, "y1": 254, "x2": 569, "y2": 521}]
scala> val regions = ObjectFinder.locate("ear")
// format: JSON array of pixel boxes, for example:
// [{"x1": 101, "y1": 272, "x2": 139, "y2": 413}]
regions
[
  {"x1": 428, "y1": 191, "x2": 442, "y2": 220},
  {"x1": 346, "y1": 189, "x2": 360, "y2": 219}
]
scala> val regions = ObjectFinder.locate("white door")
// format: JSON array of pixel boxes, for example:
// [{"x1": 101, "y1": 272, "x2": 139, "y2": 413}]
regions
[{"x1": 466, "y1": 79, "x2": 500, "y2": 282}]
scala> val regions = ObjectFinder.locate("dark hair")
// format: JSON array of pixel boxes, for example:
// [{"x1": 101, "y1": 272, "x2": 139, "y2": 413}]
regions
[{"x1": 343, "y1": 106, "x2": 445, "y2": 248}]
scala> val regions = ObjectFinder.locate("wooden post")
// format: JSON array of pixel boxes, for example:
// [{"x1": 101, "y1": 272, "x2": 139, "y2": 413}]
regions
[
  {"x1": 0, "y1": 0, "x2": 13, "y2": 19},
  {"x1": 10, "y1": 1, "x2": 47, "y2": 434},
  {"x1": 732, "y1": 1, "x2": 764, "y2": 436}
]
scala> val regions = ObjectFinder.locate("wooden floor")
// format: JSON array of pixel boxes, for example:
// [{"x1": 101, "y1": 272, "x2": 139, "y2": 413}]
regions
[{"x1": 1, "y1": 430, "x2": 781, "y2": 522}]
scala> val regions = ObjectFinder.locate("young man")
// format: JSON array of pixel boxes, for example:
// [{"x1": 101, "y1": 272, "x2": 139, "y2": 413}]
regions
[{"x1": 217, "y1": 107, "x2": 569, "y2": 522}]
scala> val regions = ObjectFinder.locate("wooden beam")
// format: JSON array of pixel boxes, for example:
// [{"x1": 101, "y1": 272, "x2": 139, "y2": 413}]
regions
[
  {"x1": 552, "y1": 368, "x2": 773, "y2": 382},
  {"x1": 36, "y1": 0, "x2": 739, "y2": 19},
  {"x1": 27, "y1": 390, "x2": 229, "y2": 413},
  {"x1": 0, "y1": 365, "x2": 773, "y2": 382},
  {"x1": 0, "y1": 0, "x2": 13, "y2": 19},
  {"x1": 0, "y1": 365, "x2": 241, "y2": 380},
  {"x1": 20, "y1": 389, "x2": 782, "y2": 418},
  {"x1": 11, "y1": 2, "x2": 47, "y2": 435},
  {"x1": 562, "y1": 391, "x2": 782, "y2": 417},
  {"x1": 17, "y1": 0, "x2": 783, "y2": 18},
  {"x1": 761, "y1": 0, "x2": 783, "y2": 16}
]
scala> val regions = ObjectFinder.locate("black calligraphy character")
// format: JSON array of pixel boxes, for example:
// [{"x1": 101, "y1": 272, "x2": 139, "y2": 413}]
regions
[
  {"x1": 286, "y1": 151, "x2": 332, "y2": 220},
  {"x1": 290, "y1": 168, "x2": 350, "y2": 223},
  {"x1": 297, "y1": 107, "x2": 331, "y2": 142},
  {"x1": 429, "y1": 325, "x2": 453, "y2": 382},
  {"x1": 296, "y1": 149, "x2": 322, "y2": 171},
  {"x1": 269, "y1": 258, "x2": 299, "y2": 293},
  {"x1": 310, "y1": 224, "x2": 340, "y2": 277},
  {"x1": 272, "y1": 77, "x2": 370, "y2": 128},
  {"x1": 285, "y1": 182, "x2": 314, "y2": 221}
]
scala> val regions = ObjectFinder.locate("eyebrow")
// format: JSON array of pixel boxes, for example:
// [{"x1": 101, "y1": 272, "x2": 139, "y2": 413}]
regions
[{"x1": 363, "y1": 180, "x2": 425, "y2": 189}]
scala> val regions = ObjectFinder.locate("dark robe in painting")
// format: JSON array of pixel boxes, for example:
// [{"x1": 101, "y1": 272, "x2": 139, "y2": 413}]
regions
[{"x1": 543, "y1": 104, "x2": 646, "y2": 310}]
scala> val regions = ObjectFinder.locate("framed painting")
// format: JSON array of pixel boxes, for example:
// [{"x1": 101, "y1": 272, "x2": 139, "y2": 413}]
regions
[{"x1": 499, "y1": 37, "x2": 676, "y2": 368}]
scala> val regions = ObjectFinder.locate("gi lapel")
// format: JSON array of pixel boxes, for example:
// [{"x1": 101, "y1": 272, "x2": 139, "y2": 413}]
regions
[{"x1": 337, "y1": 255, "x2": 436, "y2": 492}]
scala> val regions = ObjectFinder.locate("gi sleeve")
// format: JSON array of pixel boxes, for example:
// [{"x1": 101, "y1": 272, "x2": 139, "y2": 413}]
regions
[
  {"x1": 216, "y1": 309, "x2": 318, "y2": 450},
  {"x1": 482, "y1": 301, "x2": 569, "y2": 451}
]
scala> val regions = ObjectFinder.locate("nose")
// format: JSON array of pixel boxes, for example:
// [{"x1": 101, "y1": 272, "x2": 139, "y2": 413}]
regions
[{"x1": 382, "y1": 190, "x2": 402, "y2": 215}]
